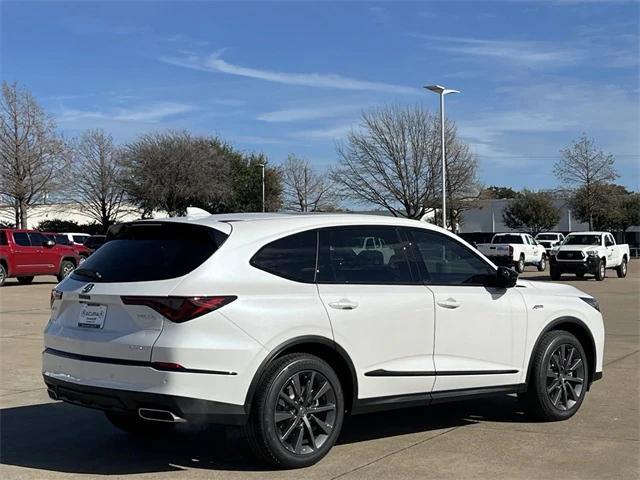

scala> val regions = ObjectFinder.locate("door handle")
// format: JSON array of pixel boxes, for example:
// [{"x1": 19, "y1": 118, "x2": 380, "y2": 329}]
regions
[
  {"x1": 437, "y1": 298, "x2": 461, "y2": 309},
  {"x1": 328, "y1": 299, "x2": 359, "y2": 310}
]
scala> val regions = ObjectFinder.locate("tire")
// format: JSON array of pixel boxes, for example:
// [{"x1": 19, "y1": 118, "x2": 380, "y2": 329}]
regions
[
  {"x1": 617, "y1": 257, "x2": 628, "y2": 278},
  {"x1": 57, "y1": 260, "x2": 75, "y2": 282},
  {"x1": 17, "y1": 276, "x2": 34, "y2": 285},
  {"x1": 550, "y1": 265, "x2": 560, "y2": 280},
  {"x1": 104, "y1": 411, "x2": 177, "y2": 436},
  {"x1": 0, "y1": 263, "x2": 6, "y2": 287},
  {"x1": 522, "y1": 330, "x2": 588, "y2": 421},
  {"x1": 515, "y1": 255, "x2": 525, "y2": 273},
  {"x1": 537, "y1": 255, "x2": 547, "y2": 272},
  {"x1": 594, "y1": 258, "x2": 606, "y2": 281},
  {"x1": 243, "y1": 353, "x2": 345, "y2": 469}
]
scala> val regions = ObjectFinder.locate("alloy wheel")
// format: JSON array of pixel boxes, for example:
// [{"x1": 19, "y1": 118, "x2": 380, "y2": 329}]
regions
[
  {"x1": 546, "y1": 344, "x2": 585, "y2": 411},
  {"x1": 600, "y1": 262, "x2": 605, "y2": 278},
  {"x1": 274, "y1": 370, "x2": 337, "y2": 455},
  {"x1": 63, "y1": 264, "x2": 74, "y2": 277}
]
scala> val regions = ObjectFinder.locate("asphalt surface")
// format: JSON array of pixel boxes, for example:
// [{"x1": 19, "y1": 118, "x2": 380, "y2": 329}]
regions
[{"x1": 1, "y1": 265, "x2": 638, "y2": 479}]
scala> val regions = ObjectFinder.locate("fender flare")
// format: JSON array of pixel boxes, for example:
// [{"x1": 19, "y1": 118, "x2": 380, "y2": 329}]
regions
[
  {"x1": 524, "y1": 316, "x2": 597, "y2": 389},
  {"x1": 243, "y1": 335, "x2": 358, "y2": 413}
]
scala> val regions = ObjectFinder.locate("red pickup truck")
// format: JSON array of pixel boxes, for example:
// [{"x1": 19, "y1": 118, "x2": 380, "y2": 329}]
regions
[{"x1": 0, "y1": 229, "x2": 80, "y2": 286}]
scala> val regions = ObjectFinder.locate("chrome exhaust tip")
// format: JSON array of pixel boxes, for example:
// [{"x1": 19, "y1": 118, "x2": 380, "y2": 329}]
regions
[{"x1": 138, "y1": 407, "x2": 186, "y2": 423}]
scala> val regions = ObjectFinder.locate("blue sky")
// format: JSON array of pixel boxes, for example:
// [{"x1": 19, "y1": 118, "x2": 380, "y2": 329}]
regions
[{"x1": 2, "y1": 0, "x2": 639, "y2": 191}]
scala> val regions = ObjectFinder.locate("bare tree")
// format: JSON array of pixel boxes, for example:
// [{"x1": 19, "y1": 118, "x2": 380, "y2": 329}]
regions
[
  {"x1": 0, "y1": 82, "x2": 66, "y2": 227},
  {"x1": 331, "y1": 105, "x2": 479, "y2": 220},
  {"x1": 555, "y1": 135, "x2": 618, "y2": 230},
  {"x1": 281, "y1": 154, "x2": 336, "y2": 212},
  {"x1": 67, "y1": 129, "x2": 126, "y2": 232}
]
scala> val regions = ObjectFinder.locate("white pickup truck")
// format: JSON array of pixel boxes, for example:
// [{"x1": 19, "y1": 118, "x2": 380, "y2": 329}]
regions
[
  {"x1": 477, "y1": 233, "x2": 546, "y2": 273},
  {"x1": 550, "y1": 231, "x2": 630, "y2": 281},
  {"x1": 534, "y1": 232, "x2": 565, "y2": 254}
]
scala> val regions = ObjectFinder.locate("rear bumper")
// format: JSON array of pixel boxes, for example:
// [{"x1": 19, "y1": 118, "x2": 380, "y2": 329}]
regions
[
  {"x1": 485, "y1": 256, "x2": 514, "y2": 266},
  {"x1": 44, "y1": 375, "x2": 248, "y2": 425},
  {"x1": 42, "y1": 348, "x2": 251, "y2": 425}
]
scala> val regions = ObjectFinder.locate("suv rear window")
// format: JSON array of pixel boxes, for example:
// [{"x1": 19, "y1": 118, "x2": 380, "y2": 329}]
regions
[
  {"x1": 71, "y1": 222, "x2": 227, "y2": 283},
  {"x1": 250, "y1": 230, "x2": 318, "y2": 283}
]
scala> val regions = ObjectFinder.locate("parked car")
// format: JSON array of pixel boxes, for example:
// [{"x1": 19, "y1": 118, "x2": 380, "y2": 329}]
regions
[
  {"x1": 43, "y1": 233, "x2": 91, "y2": 261},
  {"x1": 477, "y1": 233, "x2": 547, "y2": 272},
  {"x1": 535, "y1": 232, "x2": 565, "y2": 254},
  {"x1": 83, "y1": 235, "x2": 106, "y2": 253},
  {"x1": 550, "y1": 232, "x2": 630, "y2": 281},
  {"x1": 61, "y1": 232, "x2": 90, "y2": 246},
  {"x1": 0, "y1": 229, "x2": 80, "y2": 286},
  {"x1": 43, "y1": 214, "x2": 604, "y2": 468}
]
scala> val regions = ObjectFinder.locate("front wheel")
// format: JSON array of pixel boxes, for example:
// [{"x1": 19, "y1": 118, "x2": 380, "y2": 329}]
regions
[
  {"x1": 594, "y1": 258, "x2": 606, "y2": 281},
  {"x1": 522, "y1": 330, "x2": 588, "y2": 421},
  {"x1": 243, "y1": 353, "x2": 344, "y2": 469},
  {"x1": 550, "y1": 265, "x2": 561, "y2": 280},
  {"x1": 17, "y1": 276, "x2": 34, "y2": 285},
  {"x1": 617, "y1": 257, "x2": 628, "y2": 278},
  {"x1": 515, "y1": 255, "x2": 525, "y2": 273},
  {"x1": 57, "y1": 260, "x2": 75, "y2": 282},
  {"x1": 537, "y1": 255, "x2": 547, "y2": 272},
  {"x1": 0, "y1": 263, "x2": 6, "y2": 287}
]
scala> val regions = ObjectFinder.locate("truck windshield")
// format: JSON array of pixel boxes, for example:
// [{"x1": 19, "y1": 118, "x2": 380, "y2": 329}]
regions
[
  {"x1": 563, "y1": 235, "x2": 601, "y2": 246},
  {"x1": 492, "y1": 235, "x2": 523, "y2": 244}
]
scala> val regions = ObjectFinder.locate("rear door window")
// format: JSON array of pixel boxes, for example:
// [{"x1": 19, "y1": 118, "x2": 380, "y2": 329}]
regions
[
  {"x1": 28, "y1": 232, "x2": 47, "y2": 247},
  {"x1": 71, "y1": 222, "x2": 227, "y2": 283},
  {"x1": 13, "y1": 232, "x2": 30, "y2": 246},
  {"x1": 251, "y1": 230, "x2": 318, "y2": 283},
  {"x1": 317, "y1": 226, "x2": 413, "y2": 284}
]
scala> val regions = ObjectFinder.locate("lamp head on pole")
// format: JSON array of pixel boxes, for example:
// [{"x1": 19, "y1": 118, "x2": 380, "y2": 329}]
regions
[{"x1": 424, "y1": 84, "x2": 460, "y2": 96}]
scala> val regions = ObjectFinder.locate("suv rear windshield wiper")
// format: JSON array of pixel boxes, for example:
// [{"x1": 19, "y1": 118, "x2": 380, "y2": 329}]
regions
[{"x1": 73, "y1": 268, "x2": 103, "y2": 281}]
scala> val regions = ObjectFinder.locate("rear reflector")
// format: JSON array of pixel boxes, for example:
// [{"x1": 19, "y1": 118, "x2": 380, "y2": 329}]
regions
[{"x1": 121, "y1": 296, "x2": 236, "y2": 323}]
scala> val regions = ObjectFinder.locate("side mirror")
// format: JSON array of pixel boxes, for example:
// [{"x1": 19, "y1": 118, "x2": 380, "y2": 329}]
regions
[
  {"x1": 43, "y1": 240, "x2": 55, "y2": 248},
  {"x1": 495, "y1": 266, "x2": 518, "y2": 288}
]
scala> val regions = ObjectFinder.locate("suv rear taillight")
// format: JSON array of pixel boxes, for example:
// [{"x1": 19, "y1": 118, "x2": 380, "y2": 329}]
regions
[
  {"x1": 121, "y1": 296, "x2": 237, "y2": 323},
  {"x1": 508, "y1": 245, "x2": 514, "y2": 256}
]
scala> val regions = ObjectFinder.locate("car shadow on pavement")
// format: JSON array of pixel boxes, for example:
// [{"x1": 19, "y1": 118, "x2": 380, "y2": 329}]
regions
[
  {"x1": 0, "y1": 395, "x2": 530, "y2": 475},
  {"x1": 1, "y1": 280, "x2": 58, "y2": 287}
]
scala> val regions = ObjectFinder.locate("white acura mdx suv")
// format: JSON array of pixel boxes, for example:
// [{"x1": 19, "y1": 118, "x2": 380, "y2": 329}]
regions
[{"x1": 43, "y1": 214, "x2": 604, "y2": 468}]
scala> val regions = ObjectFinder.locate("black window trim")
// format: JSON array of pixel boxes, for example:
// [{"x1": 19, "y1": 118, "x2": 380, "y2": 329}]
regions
[{"x1": 404, "y1": 227, "x2": 498, "y2": 287}]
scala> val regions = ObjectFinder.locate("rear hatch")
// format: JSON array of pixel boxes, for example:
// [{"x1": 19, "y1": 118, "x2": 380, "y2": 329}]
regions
[{"x1": 45, "y1": 221, "x2": 229, "y2": 362}]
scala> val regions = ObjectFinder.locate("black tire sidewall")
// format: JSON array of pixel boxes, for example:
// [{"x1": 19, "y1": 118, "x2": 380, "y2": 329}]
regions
[
  {"x1": 533, "y1": 331, "x2": 588, "y2": 421},
  {"x1": 516, "y1": 256, "x2": 525, "y2": 273},
  {"x1": 595, "y1": 259, "x2": 605, "y2": 281},
  {"x1": 538, "y1": 255, "x2": 546, "y2": 271},
  {"x1": 259, "y1": 356, "x2": 344, "y2": 468},
  {"x1": 0, "y1": 264, "x2": 6, "y2": 286},
  {"x1": 58, "y1": 260, "x2": 75, "y2": 281},
  {"x1": 617, "y1": 258, "x2": 627, "y2": 278}
]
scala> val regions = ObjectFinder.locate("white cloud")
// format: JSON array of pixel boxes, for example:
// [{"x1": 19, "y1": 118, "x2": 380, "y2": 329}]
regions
[
  {"x1": 257, "y1": 104, "x2": 365, "y2": 122},
  {"x1": 160, "y1": 53, "x2": 420, "y2": 94},
  {"x1": 414, "y1": 34, "x2": 585, "y2": 67},
  {"x1": 290, "y1": 124, "x2": 356, "y2": 140},
  {"x1": 57, "y1": 102, "x2": 195, "y2": 123}
]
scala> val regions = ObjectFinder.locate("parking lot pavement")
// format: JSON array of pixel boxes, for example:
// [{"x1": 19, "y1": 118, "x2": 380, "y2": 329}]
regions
[{"x1": 1, "y1": 265, "x2": 638, "y2": 480}]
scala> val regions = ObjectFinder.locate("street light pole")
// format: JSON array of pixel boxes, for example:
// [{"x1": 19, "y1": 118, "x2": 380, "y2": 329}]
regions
[{"x1": 425, "y1": 84, "x2": 460, "y2": 230}]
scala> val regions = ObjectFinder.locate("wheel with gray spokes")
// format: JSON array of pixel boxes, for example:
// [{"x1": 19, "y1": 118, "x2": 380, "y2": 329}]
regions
[
  {"x1": 57, "y1": 260, "x2": 75, "y2": 281},
  {"x1": 537, "y1": 255, "x2": 547, "y2": 272},
  {"x1": 244, "y1": 353, "x2": 344, "y2": 468},
  {"x1": 546, "y1": 344, "x2": 585, "y2": 411},
  {"x1": 522, "y1": 330, "x2": 589, "y2": 421},
  {"x1": 617, "y1": 257, "x2": 627, "y2": 278}
]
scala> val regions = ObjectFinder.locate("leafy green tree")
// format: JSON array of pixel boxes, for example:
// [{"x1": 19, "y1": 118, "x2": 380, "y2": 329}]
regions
[
  {"x1": 121, "y1": 131, "x2": 232, "y2": 217},
  {"x1": 502, "y1": 190, "x2": 561, "y2": 234},
  {"x1": 227, "y1": 153, "x2": 282, "y2": 213},
  {"x1": 571, "y1": 184, "x2": 639, "y2": 232},
  {"x1": 483, "y1": 186, "x2": 517, "y2": 199}
]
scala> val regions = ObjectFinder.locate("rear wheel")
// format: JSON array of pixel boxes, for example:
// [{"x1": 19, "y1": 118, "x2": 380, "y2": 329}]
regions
[
  {"x1": 104, "y1": 411, "x2": 177, "y2": 436},
  {"x1": 17, "y1": 276, "x2": 34, "y2": 285},
  {"x1": 617, "y1": 257, "x2": 628, "y2": 278},
  {"x1": 594, "y1": 258, "x2": 606, "y2": 281},
  {"x1": 57, "y1": 260, "x2": 75, "y2": 282},
  {"x1": 243, "y1": 353, "x2": 344, "y2": 469},
  {"x1": 522, "y1": 330, "x2": 588, "y2": 421},
  {"x1": 515, "y1": 255, "x2": 525, "y2": 273},
  {"x1": 537, "y1": 255, "x2": 547, "y2": 272}
]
